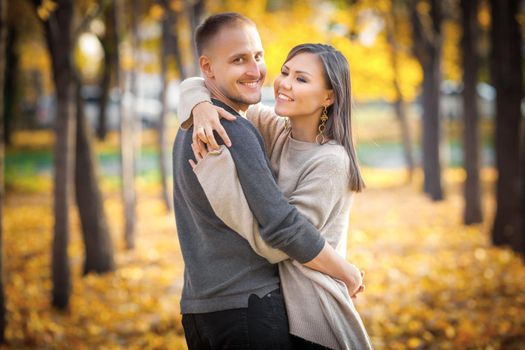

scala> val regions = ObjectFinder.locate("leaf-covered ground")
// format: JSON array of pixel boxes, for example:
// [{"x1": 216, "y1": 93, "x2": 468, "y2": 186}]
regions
[
  {"x1": 3, "y1": 132, "x2": 525, "y2": 349},
  {"x1": 350, "y1": 170, "x2": 525, "y2": 350}
]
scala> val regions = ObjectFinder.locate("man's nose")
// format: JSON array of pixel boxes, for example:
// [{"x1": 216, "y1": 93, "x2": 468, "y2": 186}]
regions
[{"x1": 245, "y1": 59, "x2": 260, "y2": 77}]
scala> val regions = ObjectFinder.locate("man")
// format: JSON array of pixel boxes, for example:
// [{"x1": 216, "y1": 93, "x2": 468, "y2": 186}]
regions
[{"x1": 172, "y1": 12, "x2": 362, "y2": 349}]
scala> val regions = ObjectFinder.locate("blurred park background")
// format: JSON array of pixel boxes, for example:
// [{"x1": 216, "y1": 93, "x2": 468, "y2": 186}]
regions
[{"x1": 0, "y1": 0, "x2": 524, "y2": 349}]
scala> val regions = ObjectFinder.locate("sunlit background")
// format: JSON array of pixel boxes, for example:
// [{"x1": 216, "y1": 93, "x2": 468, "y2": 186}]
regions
[{"x1": 1, "y1": 0, "x2": 524, "y2": 349}]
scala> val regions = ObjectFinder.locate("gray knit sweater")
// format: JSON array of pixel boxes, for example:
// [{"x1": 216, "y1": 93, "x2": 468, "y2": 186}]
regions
[
  {"x1": 179, "y1": 78, "x2": 373, "y2": 349},
  {"x1": 172, "y1": 98, "x2": 325, "y2": 314}
]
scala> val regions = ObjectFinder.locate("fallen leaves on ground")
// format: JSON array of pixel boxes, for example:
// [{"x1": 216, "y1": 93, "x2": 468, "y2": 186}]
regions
[
  {"x1": 3, "y1": 190, "x2": 186, "y2": 349},
  {"x1": 351, "y1": 169, "x2": 525, "y2": 349},
  {"x1": 3, "y1": 164, "x2": 525, "y2": 349}
]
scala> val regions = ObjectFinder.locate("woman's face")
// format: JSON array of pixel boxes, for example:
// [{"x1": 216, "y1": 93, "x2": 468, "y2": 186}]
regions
[{"x1": 274, "y1": 52, "x2": 333, "y2": 120}]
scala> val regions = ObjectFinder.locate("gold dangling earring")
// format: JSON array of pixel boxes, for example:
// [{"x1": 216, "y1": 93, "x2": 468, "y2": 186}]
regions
[{"x1": 316, "y1": 106, "x2": 329, "y2": 144}]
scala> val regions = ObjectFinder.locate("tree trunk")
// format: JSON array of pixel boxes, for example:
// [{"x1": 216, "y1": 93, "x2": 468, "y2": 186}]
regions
[
  {"x1": 0, "y1": 0, "x2": 7, "y2": 341},
  {"x1": 410, "y1": 0, "x2": 444, "y2": 201},
  {"x1": 115, "y1": 0, "x2": 136, "y2": 249},
  {"x1": 37, "y1": 0, "x2": 76, "y2": 310},
  {"x1": 158, "y1": 5, "x2": 172, "y2": 212},
  {"x1": 490, "y1": 0, "x2": 523, "y2": 253},
  {"x1": 130, "y1": 0, "x2": 142, "y2": 155},
  {"x1": 393, "y1": 97, "x2": 414, "y2": 181},
  {"x1": 74, "y1": 78, "x2": 115, "y2": 275},
  {"x1": 96, "y1": 2, "x2": 116, "y2": 141},
  {"x1": 162, "y1": 1, "x2": 187, "y2": 80},
  {"x1": 421, "y1": 64, "x2": 443, "y2": 200},
  {"x1": 386, "y1": 4, "x2": 414, "y2": 182},
  {"x1": 521, "y1": 110, "x2": 525, "y2": 258},
  {"x1": 3, "y1": 26, "x2": 18, "y2": 146},
  {"x1": 188, "y1": 0, "x2": 204, "y2": 75},
  {"x1": 461, "y1": 0, "x2": 483, "y2": 225}
]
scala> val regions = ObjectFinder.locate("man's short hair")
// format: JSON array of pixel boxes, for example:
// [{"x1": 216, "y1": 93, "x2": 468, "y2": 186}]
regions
[{"x1": 195, "y1": 12, "x2": 255, "y2": 56}]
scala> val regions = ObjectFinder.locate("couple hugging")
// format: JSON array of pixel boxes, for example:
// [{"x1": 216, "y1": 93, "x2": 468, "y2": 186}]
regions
[{"x1": 172, "y1": 11, "x2": 373, "y2": 350}]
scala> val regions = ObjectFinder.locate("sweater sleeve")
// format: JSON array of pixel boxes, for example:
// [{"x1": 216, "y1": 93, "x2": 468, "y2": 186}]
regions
[
  {"x1": 246, "y1": 104, "x2": 286, "y2": 153},
  {"x1": 194, "y1": 119, "x2": 326, "y2": 263},
  {"x1": 288, "y1": 153, "x2": 351, "y2": 250},
  {"x1": 177, "y1": 77, "x2": 210, "y2": 129},
  {"x1": 193, "y1": 139, "x2": 350, "y2": 265},
  {"x1": 193, "y1": 145, "x2": 288, "y2": 264},
  {"x1": 177, "y1": 78, "x2": 286, "y2": 153}
]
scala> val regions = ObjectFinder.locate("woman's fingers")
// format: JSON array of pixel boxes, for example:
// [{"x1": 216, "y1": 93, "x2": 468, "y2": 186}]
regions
[
  {"x1": 189, "y1": 139, "x2": 210, "y2": 169},
  {"x1": 194, "y1": 126, "x2": 207, "y2": 144},
  {"x1": 205, "y1": 126, "x2": 219, "y2": 150},
  {"x1": 193, "y1": 106, "x2": 235, "y2": 149},
  {"x1": 215, "y1": 124, "x2": 232, "y2": 147},
  {"x1": 191, "y1": 139, "x2": 209, "y2": 160},
  {"x1": 192, "y1": 137, "x2": 206, "y2": 157},
  {"x1": 215, "y1": 106, "x2": 237, "y2": 121},
  {"x1": 215, "y1": 107, "x2": 234, "y2": 147},
  {"x1": 191, "y1": 142, "x2": 205, "y2": 162},
  {"x1": 190, "y1": 142, "x2": 200, "y2": 162},
  {"x1": 351, "y1": 284, "x2": 365, "y2": 299},
  {"x1": 198, "y1": 139, "x2": 208, "y2": 157}
]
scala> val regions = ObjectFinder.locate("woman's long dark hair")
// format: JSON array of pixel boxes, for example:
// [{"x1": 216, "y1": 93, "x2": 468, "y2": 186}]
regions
[{"x1": 284, "y1": 43, "x2": 365, "y2": 192}]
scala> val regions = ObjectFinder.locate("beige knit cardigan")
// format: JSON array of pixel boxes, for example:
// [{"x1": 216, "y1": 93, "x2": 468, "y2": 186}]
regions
[{"x1": 180, "y1": 78, "x2": 373, "y2": 350}]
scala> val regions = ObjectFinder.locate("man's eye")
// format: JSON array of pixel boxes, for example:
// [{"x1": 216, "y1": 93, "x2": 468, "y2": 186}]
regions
[
  {"x1": 233, "y1": 57, "x2": 244, "y2": 63},
  {"x1": 255, "y1": 54, "x2": 263, "y2": 61}
]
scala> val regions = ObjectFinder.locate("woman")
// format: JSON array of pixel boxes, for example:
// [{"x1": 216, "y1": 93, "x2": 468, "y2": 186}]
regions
[{"x1": 180, "y1": 44, "x2": 371, "y2": 350}]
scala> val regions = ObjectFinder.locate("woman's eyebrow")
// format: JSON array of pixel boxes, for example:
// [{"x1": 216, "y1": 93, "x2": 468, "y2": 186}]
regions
[{"x1": 281, "y1": 64, "x2": 312, "y2": 76}]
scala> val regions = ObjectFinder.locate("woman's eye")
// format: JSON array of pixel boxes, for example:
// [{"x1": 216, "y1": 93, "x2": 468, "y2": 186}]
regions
[
  {"x1": 297, "y1": 77, "x2": 307, "y2": 83},
  {"x1": 280, "y1": 71, "x2": 288, "y2": 76}
]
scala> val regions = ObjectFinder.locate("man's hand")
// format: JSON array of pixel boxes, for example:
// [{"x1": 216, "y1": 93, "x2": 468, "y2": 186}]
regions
[{"x1": 192, "y1": 102, "x2": 237, "y2": 153}]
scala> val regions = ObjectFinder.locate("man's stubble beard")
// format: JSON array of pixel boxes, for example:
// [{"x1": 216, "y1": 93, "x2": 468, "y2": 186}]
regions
[
  {"x1": 220, "y1": 85, "x2": 262, "y2": 110},
  {"x1": 230, "y1": 93, "x2": 262, "y2": 107}
]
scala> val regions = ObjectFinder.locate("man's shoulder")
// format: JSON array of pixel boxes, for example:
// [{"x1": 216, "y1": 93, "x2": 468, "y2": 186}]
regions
[
  {"x1": 219, "y1": 115, "x2": 261, "y2": 141},
  {"x1": 205, "y1": 100, "x2": 265, "y2": 149}
]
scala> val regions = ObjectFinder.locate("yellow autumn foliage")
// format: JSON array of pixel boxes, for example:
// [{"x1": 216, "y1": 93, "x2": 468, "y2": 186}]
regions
[
  {"x1": 203, "y1": 0, "x2": 456, "y2": 102},
  {"x1": 19, "y1": 0, "x2": 462, "y2": 103},
  {"x1": 3, "y1": 131, "x2": 525, "y2": 349}
]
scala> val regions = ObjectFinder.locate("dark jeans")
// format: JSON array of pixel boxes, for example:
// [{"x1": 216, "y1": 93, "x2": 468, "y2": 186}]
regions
[
  {"x1": 290, "y1": 335, "x2": 332, "y2": 350},
  {"x1": 182, "y1": 288, "x2": 294, "y2": 349}
]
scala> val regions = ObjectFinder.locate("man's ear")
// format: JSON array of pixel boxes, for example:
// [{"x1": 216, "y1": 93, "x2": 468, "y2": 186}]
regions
[{"x1": 200, "y1": 56, "x2": 214, "y2": 79}]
